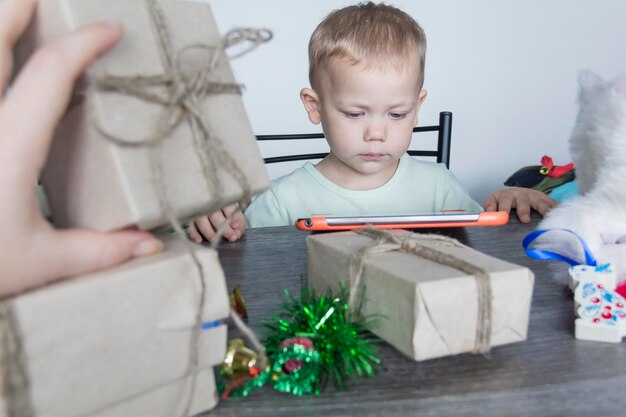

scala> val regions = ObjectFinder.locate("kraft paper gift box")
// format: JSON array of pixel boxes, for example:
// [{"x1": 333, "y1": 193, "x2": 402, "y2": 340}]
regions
[
  {"x1": 306, "y1": 230, "x2": 535, "y2": 362},
  {"x1": 16, "y1": 0, "x2": 269, "y2": 231},
  {"x1": 0, "y1": 237, "x2": 229, "y2": 417}
]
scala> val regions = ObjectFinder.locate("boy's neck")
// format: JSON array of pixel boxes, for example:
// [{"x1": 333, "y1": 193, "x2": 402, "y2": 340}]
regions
[{"x1": 315, "y1": 154, "x2": 401, "y2": 190}]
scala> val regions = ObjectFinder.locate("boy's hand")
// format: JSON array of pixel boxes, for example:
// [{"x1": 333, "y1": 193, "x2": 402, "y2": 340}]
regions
[
  {"x1": 483, "y1": 187, "x2": 558, "y2": 224},
  {"x1": 0, "y1": 0, "x2": 163, "y2": 296},
  {"x1": 187, "y1": 205, "x2": 245, "y2": 244}
]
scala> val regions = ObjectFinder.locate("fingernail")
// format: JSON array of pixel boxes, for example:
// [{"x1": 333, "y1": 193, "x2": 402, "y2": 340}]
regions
[
  {"x1": 105, "y1": 21, "x2": 123, "y2": 31},
  {"x1": 228, "y1": 234, "x2": 237, "y2": 242},
  {"x1": 133, "y1": 239, "x2": 164, "y2": 257}
]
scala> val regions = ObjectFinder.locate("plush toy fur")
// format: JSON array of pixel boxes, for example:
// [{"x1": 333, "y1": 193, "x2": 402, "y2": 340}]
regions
[{"x1": 538, "y1": 70, "x2": 626, "y2": 280}]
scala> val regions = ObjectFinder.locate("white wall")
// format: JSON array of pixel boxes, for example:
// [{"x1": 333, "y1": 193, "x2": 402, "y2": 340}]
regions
[{"x1": 206, "y1": 0, "x2": 626, "y2": 204}]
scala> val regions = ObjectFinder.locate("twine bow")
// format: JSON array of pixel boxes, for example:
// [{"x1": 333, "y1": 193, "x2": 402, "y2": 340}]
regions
[
  {"x1": 95, "y1": 0, "x2": 272, "y2": 219},
  {"x1": 92, "y1": 1, "x2": 272, "y2": 415},
  {"x1": 348, "y1": 227, "x2": 493, "y2": 355}
]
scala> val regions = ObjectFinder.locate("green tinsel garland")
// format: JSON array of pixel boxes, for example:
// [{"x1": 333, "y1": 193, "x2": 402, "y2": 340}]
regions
[
  {"x1": 263, "y1": 286, "x2": 380, "y2": 392},
  {"x1": 229, "y1": 343, "x2": 322, "y2": 397},
  {"x1": 219, "y1": 286, "x2": 380, "y2": 398}
]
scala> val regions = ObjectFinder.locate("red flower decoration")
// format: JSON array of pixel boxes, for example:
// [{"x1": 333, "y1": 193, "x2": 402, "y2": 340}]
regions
[{"x1": 540, "y1": 155, "x2": 575, "y2": 179}]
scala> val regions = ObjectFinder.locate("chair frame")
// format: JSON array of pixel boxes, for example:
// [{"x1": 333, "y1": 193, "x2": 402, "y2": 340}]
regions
[{"x1": 256, "y1": 111, "x2": 452, "y2": 168}]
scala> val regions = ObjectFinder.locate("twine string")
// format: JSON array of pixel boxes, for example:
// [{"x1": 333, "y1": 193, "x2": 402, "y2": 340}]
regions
[
  {"x1": 349, "y1": 227, "x2": 493, "y2": 354},
  {"x1": 224, "y1": 28, "x2": 273, "y2": 59},
  {"x1": 0, "y1": 302, "x2": 34, "y2": 417},
  {"x1": 91, "y1": 1, "x2": 270, "y2": 415}
]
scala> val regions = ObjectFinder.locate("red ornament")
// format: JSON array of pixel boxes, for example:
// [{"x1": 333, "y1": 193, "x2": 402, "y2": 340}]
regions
[{"x1": 279, "y1": 337, "x2": 315, "y2": 374}]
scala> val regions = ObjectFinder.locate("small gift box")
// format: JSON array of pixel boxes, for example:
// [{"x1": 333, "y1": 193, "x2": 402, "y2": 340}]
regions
[
  {"x1": 307, "y1": 228, "x2": 534, "y2": 362},
  {"x1": 15, "y1": 0, "x2": 269, "y2": 231},
  {"x1": 0, "y1": 237, "x2": 229, "y2": 417}
]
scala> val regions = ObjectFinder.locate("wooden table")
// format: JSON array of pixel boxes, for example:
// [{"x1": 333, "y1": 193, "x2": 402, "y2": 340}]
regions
[{"x1": 204, "y1": 215, "x2": 626, "y2": 416}]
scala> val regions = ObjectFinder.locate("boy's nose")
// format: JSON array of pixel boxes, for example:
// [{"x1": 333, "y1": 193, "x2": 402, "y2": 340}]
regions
[{"x1": 364, "y1": 121, "x2": 386, "y2": 142}]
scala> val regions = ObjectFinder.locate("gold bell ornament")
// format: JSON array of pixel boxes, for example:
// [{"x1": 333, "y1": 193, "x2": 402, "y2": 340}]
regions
[{"x1": 220, "y1": 338, "x2": 260, "y2": 379}]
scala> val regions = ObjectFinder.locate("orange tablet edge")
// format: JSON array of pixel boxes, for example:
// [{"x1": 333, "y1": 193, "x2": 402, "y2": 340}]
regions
[{"x1": 295, "y1": 211, "x2": 509, "y2": 231}]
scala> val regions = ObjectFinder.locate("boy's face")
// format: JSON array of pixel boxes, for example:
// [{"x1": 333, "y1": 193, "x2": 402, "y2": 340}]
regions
[{"x1": 301, "y1": 57, "x2": 427, "y2": 189}]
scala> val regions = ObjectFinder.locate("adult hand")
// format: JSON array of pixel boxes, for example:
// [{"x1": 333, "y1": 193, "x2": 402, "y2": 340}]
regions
[
  {"x1": 483, "y1": 186, "x2": 558, "y2": 224},
  {"x1": 186, "y1": 204, "x2": 245, "y2": 244},
  {"x1": 0, "y1": 0, "x2": 163, "y2": 296}
]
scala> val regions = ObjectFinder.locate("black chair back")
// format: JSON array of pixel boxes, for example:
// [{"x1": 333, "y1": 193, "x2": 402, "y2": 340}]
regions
[{"x1": 256, "y1": 111, "x2": 452, "y2": 168}]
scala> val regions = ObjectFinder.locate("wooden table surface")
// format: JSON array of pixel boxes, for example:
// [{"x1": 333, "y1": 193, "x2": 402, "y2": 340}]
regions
[{"x1": 203, "y1": 214, "x2": 626, "y2": 417}]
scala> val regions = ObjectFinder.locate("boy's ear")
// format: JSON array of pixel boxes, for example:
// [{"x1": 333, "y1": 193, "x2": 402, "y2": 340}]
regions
[
  {"x1": 418, "y1": 89, "x2": 428, "y2": 105},
  {"x1": 414, "y1": 89, "x2": 428, "y2": 126},
  {"x1": 300, "y1": 88, "x2": 322, "y2": 124}
]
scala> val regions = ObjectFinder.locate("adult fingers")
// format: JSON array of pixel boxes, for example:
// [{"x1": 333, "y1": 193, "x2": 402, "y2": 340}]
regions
[
  {"x1": 0, "y1": 22, "x2": 122, "y2": 182},
  {"x1": 15, "y1": 228, "x2": 163, "y2": 294},
  {"x1": 0, "y1": 0, "x2": 36, "y2": 92}
]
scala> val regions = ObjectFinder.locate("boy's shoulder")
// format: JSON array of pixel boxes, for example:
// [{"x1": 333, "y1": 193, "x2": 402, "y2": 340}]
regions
[
  {"x1": 263, "y1": 162, "x2": 330, "y2": 202},
  {"x1": 401, "y1": 154, "x2": 450, "y2": 176},
  {"x1": 269, "y1": 163, "x2": 317, "y2": 190}
]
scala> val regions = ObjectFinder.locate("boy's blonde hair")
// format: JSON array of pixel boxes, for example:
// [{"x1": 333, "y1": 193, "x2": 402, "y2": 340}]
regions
[{"x1": 308, "y1": 2, "x2": 426, "y2": 90}]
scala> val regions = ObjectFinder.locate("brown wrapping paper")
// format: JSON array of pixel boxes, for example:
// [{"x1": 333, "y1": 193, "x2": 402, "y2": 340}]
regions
[
  {"x1": 307, "y1": 230, "x2": 534, "y2": 362},
  {"x1": 0, "y1": 237, "x2": 228, "y2": 417},
  {"x1": 15, "y1": 0, "x2": 269, "y2": 231},
  {"x1": 90, "y1": 367, "x2": 219, "y2": 417}
]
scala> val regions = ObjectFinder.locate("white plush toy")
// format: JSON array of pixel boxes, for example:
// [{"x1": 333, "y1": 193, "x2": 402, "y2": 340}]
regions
[{"x1": 538, "y1": 70, "x2": 626, "y2": 280}]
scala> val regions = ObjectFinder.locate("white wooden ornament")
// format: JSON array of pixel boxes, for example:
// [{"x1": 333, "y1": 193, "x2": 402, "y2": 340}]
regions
[{"x1": 570, "y1": 264, "x2": 626, "y2": 343}]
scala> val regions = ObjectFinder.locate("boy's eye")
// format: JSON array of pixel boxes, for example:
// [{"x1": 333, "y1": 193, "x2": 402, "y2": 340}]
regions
[
  {"x1": 389, "y1": 112, "x2": 408, "y2": 120},
  {"x1": 343, "y1": 112, "x2": 363, "y2": 119}
]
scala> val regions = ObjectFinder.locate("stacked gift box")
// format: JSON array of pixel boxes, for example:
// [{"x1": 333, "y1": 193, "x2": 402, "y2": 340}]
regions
[
  {"x1": 1, "y1": 238, "x2": 229, "y2": 417},
  {"x1": 1, "y1": 0, "x2": 269, "y2": 416}
]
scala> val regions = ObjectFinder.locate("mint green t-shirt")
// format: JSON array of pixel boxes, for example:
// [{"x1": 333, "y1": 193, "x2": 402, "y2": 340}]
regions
[{"x1": 245, "y1": 153, "x2": 482, "y2": 228}]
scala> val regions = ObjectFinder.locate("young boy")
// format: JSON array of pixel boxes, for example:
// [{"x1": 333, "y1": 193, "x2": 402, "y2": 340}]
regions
[{"x1": 187, "y1": 2, "x2": 556, "y2": 242}]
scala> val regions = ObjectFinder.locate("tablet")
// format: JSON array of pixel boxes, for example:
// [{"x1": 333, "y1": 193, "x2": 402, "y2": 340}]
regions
[{"x1": 295, "y1": 211, "x2": 509, "y2": 231}]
